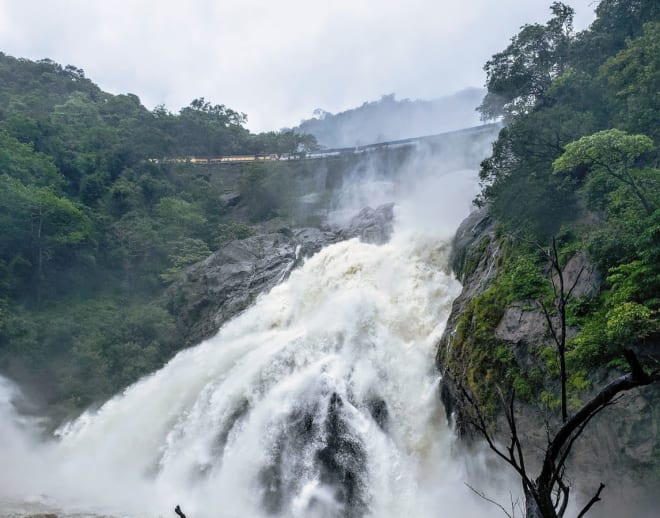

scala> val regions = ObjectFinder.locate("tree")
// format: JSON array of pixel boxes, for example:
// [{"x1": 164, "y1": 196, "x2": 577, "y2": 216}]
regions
[
  {"x1": 552, "y1": 129, "x2": 657, "y2": 216},
  {"x1": 155, "y1": 196, "x2": 208, "y2": 240},
  {"x1": 599, "y1": 22, "x2": 660, "y2": 141},
  {"x1": 571, "y1": 0, "x2": 660, "y2": 73},
  {"x1": 0, "y1": 130, "x2": 64, "y2": 189},
  {"x1": 478, "y1": 2, "x2": 575, "y2": 120},
  {"x1": 159, "y1": 238, "x2": 211, "y2": 283},
  {"x1": 457, "y1": 240, "x2": 660, "y2": 518},
  {"x1": 0, "y1": 175, "x2": 93, "y2": 298},
  {"x1": 476, "y1": 105, "x2": 593, "y2": 237}
]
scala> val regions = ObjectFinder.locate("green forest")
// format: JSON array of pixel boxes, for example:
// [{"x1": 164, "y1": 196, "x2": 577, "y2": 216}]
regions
[{"x1": 0, "y1": 53, "x2": 319, "y2": 416}]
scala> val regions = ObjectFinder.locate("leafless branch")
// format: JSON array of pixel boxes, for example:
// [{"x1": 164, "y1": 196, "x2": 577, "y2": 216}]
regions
[
  {"x1": 539, "y1": 299, "x2": 561, "y2": 349},
  {"x1": 576, "y1": 483, "x2": 605, "y2": 518},
  {"x1": 538, "y1": 350, "x2": 660, "y2": 493},
  {"x1": 465, "y1": 483, "x2": 514, "y2": 518},
  {"x1": 448, "y1": 233, "x2": 660, "y2": 517},
  {"x1": 556, "y1": 476, "x2": 570, "y2": 517},
  {"x1": 565, "y1": 263, "x2": 586, "y2": 301}
]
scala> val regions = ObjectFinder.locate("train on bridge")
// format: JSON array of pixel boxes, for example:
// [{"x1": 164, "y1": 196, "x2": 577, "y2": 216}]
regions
[{"x1": 147, "y1": 123, "x2": 500, "y2": 166}]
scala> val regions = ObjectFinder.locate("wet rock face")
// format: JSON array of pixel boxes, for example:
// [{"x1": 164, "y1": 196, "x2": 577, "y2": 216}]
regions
[
  {"x1": 449, "y1": 207, "x2": 496, "y2": 284},
  {"x1": 329, "y1": 203, "x2": 394, "y2": 245},
  {"x1": 436, "y1": 207, "x2": 499, "y2": 437},
  {"x1": 552, "y1": 250, "x2": 600, "y2": 298},
  {"x1": 165, "y1": 204, "x2": 394, "y2": 347}
]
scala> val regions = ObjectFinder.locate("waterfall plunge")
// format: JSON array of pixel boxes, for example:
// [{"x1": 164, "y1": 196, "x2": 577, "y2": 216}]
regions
[{"x1": 0, "y1": 168, "x2": 513, "y2": 518}]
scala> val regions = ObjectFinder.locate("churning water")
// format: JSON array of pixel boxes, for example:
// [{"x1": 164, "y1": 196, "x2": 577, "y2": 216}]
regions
[{"x1": 0, "y1": 169, "x2": 511, "y2": 518}]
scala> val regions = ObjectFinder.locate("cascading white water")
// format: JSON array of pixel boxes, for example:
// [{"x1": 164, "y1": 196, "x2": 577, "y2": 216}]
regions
[{"x1": 0, "y1": 168, "x2": 514, "y2": 518}]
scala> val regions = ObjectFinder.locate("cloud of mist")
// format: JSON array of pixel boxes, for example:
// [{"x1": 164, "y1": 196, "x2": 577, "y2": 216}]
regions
[
  {"x1": 0, "y1": 0, "x2": 597, "y2": 131},
  {"x1": 296, "y1": 89, "x2": 486, "y2": 148},
  {"x1": 325, "y1": 125, "x2": 496, "y2": 237}
]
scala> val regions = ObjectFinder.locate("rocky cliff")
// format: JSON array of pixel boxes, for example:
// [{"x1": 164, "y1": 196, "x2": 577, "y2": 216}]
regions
[
  {"x1": 437, "y1": 208, "x2": 660, "y2": 514},
  {"x1": 164, "y1": 204, "x2": 394, "y2": 347}
]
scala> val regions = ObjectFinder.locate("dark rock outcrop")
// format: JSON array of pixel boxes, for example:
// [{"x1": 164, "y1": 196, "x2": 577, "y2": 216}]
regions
[
  {"x1": 165, "y1": 204, "x2": 394, "y2": 347},
  {"x1": 328, "y1": 203, "x2": 394, "y2": 245}
]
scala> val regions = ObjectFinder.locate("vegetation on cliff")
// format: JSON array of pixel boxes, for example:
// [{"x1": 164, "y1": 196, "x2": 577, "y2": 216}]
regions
[
  {"x1": 443, "y1": 1, "x2": 659, "y2": 515},
  {"x1": 457, "y1": 0, "x2": 659, "y2": 403}
]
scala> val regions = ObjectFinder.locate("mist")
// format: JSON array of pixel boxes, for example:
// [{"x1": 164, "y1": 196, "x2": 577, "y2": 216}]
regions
[
  {"x1": 1, "y1": 119, "x2": 648, "y2": 517},
  {"x1": 295, "y1": 89, "x2": 485, "y2": 148}
]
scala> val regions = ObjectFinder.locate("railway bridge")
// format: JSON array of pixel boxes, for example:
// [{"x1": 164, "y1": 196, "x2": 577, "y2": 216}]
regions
[{"x1": 149, "y1": 123, "x2": 501, "y2": 166}]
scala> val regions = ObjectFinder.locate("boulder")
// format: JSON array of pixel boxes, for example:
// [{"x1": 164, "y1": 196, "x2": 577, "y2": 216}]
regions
[{"x1": 332, "y1": 203, "x2": 394, "y2": 244}]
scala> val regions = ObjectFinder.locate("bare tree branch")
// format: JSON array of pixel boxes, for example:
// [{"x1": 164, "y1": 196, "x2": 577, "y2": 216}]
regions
[
  {"x1": 565, "y1": 263, "x2": 586, "y2": 301},
  {"x1": 538, "y1": 351, "x2": 660, "y2": 492},
  {"x1": 556, "y1": 476, "x2": 569, "y2": 517},
  {"x1": 451, "y1": 234, "x2": 660, "y2": 518},
  {"x1": 465, "y1": 483, "x2": 514, "y2": 518},
  {"x1": 576, "y1": 483, "x2": 605, "y2": 518}
]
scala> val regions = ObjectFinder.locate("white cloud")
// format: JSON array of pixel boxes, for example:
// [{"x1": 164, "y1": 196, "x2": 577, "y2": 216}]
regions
[{"x1": 0, "y1": 0, "x2": 596, "y2": 131}]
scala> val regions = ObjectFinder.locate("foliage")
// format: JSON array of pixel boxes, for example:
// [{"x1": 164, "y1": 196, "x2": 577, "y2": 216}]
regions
[
  {"x1": 600, "y1": 22, "x2": 660, "y2": 141},
  {"x1": 478, "y1": 2, "x2": 575, "y2": 120},
  {"x1": 160, "y1": 238, "x2": 212, "y2": 283},
  {"x1": 214, "y1": 221, "x2": 256, "y2": 247},
  {"x1": 446, "y1": 242, "x2": 549, "y2": 413},
  {"x1": 474, "y1": 0, "x2": 660, "y2": 382},
  {"x1": 553, "y1": 129, "x2": 657, "y2": 215}
]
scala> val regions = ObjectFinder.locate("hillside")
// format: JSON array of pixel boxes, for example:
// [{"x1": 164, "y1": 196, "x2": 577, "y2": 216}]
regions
[
  {"x1": 294, "y1": 88, "x2": 484, "y2": 148},
  {"x1": 0, "y1": 53, "x2": 320, "y2": 417},
  {"x1": 0, "y1": 51, "x2": 497, "y2": 420}
]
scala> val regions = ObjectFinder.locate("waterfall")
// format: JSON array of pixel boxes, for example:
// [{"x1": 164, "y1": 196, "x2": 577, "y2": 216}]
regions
[{"x1": 0, "y1": 168, "x2": 513, "y2": 518}]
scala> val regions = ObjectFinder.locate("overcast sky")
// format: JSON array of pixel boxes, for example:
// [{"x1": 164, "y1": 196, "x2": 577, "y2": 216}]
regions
[{"x1": 0, "y1": 1, "x2": 597, "y2": 132}]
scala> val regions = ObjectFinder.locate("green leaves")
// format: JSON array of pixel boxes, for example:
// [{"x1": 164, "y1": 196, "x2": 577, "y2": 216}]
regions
[
  {"x1": 0, "y1": 175, "x2": 93, "y2": 291},
  {"x1": 478, "y1": 2, "x2": 575, "y2": 120},
  {"x1": 155, "y1": 197, "x2": 207, "y2": 238},
  {"x1": 600, "y1": 21, "x2": 660, "y2": 140},
  {"x1": 160, "y1": 238, "x2": 211, "y2": 283},
  {"x1": 605, "y1": 302, "x2": 654, "y2": 346},
  {"x1": 553, "y1": 129, "x2": 654, "y2": 173},
  {"x1": 0, "y1": 130, "x2": 64, "y2": 189},
  {"x1": 0, "y1": 50, "x2": 324, "y2": 415},
  {"x1": 553, "y1": 129, "x2": 657, "y2": 216}
]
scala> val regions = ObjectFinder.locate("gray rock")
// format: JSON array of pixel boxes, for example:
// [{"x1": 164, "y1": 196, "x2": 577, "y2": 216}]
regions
[
  {"x1": 220, "y1": 191, "x2": 241, "y2": 207},
  {"x1": 494, "y1": 303, "x2": 549, "y2": 345},
  {"x1": 553, "y1": 250, "x2": 600, "y2": 298},
  {"x1": 436, "y1": 208, "x2": 499, "y2": 437},
  {"x1": 329, "y1": 203, "x2": 395, "y2": 245},
  {"x1": 449, "y1": 206, "x2": 494, "y2": 281},
  {"x1": 165, "y1": 204, "x2": 394, "y2": 347}
]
